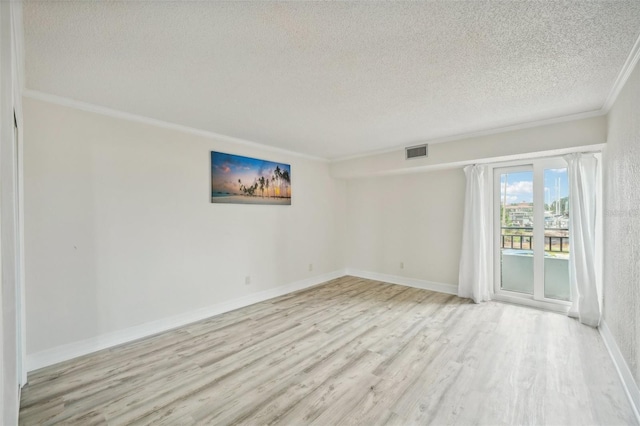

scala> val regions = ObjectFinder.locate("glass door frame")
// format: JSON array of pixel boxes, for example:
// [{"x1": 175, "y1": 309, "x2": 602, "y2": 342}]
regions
[{"x1": 491, "y1": 157, "x2": 572, "y2": 313}]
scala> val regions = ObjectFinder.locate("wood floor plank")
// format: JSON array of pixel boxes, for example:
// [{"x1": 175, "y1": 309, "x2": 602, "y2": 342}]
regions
[
  {"x1": 224, "y1": 326, "x2": 391, "y2": 426},
  {"x1": 131, "y1": 323, "x2": 383, "y2": 425},
  {"x1": 19, "y1": 276, "x2": 638, "y2": 426}
]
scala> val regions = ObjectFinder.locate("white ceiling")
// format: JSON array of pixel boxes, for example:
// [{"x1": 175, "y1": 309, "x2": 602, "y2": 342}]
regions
[{"x1": 23, "y1": 1, "x2": 640, "y2": 160}]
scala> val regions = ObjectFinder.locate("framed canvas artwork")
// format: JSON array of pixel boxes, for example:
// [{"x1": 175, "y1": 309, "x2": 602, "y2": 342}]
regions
[{"x1": 211, "y1": 151, "x2": 291, "y2": 205}]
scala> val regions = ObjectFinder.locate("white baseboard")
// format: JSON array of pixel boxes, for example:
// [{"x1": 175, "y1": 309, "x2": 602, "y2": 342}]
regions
[
  {"x1": 492, "y1": 293, "x2": 570, "y2": 315},
  {"x1": 26, "y1": 269, "x2": 347, "y2": 373},
  {"x1": 599, "y1": 320, "x2": 640, "y2": 423},
  {"x1": 345, "y1": 268, "x2": 458, "y2": 296},
  {"x1": 26, "y1": 269, "x2": 456, "y2": 373}
]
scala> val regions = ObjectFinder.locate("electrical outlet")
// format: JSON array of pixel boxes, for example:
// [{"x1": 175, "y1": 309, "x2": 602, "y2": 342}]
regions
[
  {"x1": 400, "y1": 262, "x2": 404, "y2": 269},
  {"x1": 245, "y1": 276, "x2": 251, "y2": 285},
  {"x1": 309, "y1": 263, "x2": 313, "y2": 272}
]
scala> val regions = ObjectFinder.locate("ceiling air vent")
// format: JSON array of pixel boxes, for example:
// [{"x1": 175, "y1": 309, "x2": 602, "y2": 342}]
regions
[{"x1": 405, "y1": 144, "x2": 428, "y2": 160}]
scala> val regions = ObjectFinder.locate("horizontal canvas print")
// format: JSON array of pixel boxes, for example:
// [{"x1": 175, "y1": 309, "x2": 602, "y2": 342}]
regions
[{"x1": 211, "y1": 151, "x2": 291, "y2": 205}]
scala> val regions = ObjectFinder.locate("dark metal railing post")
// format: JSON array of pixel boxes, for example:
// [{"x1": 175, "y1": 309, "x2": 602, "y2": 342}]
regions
[{"x1": 501, "y1": 227, "x2": 569, "y2": 253}]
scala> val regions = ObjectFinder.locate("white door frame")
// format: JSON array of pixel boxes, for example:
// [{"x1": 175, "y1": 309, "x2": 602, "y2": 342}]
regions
[
  {"x1": 12, "y1": 2, "x2": 26, "y2": 384},
  {"x1": 1, "y1": 1, "x2": 26, "y2": 423}
]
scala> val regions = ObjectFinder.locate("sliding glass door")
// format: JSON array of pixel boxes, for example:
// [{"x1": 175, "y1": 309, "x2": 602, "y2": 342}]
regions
[{"x1": 493, "y1": 158, "x2": 571, "y2": 309}]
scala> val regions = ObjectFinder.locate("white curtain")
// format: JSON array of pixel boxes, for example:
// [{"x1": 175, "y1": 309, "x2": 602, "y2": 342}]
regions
[
  {"x1": 564, "y1": 153, "x2": 600, "y2": 327},
  {"x1": 458, "y1": 164, "x2": 492, "y2": 303}
]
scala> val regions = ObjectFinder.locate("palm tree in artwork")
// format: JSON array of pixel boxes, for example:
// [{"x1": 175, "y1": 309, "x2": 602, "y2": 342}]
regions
[
  {"x1": 238, "y1": 179, "x2": 242, "y2": 196},
  {"x1": 274, "y1": 166, "x2": 283, "y2": 198},
  {"x1": 282, "y1": 170, "x2": 290, "y2": 198},
  {"x1": 265, "y1": 178, "x2": 270, "y2": 198},
  {"x1": 271, "y1": 176, "x2": 276, "y2": 197},
  {"x1": 259, "y1": 176, "x2": 265, "y2": 198}
]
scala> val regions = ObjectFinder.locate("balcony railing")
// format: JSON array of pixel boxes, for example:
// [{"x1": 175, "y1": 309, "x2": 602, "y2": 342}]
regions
[{"x1": 501, "y1": 227, "x2": 569, "y2": 253}]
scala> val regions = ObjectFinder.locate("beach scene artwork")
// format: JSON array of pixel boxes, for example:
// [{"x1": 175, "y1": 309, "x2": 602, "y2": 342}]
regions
[{"x1": 211, "y1": 151, "x2": 291, "y2": 205}]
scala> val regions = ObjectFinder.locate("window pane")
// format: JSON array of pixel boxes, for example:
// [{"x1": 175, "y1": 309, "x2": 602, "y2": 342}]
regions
[
  {"x1": 499, "y1": 171, "x2": 534, "y2": 295},
  {"x1": 544, "y1": 168, "x2": 570, "y2": 301}
]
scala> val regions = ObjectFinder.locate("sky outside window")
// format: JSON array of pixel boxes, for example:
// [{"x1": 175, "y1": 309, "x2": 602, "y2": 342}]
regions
[{"x1": 500, "y1": 169, "x2": 568, "y2": 205}]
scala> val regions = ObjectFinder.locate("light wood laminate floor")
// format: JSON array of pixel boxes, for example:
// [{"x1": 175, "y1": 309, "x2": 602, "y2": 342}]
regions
[{"x1": 20, "y1": 276, "x2": 637, "y2": 425}]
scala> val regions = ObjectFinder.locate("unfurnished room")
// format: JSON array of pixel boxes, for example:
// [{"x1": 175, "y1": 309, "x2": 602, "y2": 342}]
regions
[{"x1": 1, "y1": 1, "x2": 640, "y2": 425}]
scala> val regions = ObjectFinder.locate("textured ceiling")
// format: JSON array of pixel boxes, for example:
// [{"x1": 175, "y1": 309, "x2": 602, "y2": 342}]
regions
[{"x1": 23, "y1": 1, "x2": 640, "y2": 160}]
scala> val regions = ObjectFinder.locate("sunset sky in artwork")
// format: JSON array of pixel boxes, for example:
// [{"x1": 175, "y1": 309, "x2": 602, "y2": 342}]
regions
[{"x1": 211, "y1": 152, "x2": 291, "y2": 196}]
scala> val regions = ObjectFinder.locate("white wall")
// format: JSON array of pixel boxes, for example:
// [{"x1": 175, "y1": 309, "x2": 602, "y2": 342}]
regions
[
  {"x1": 23, "y1": 97, "x2": 346, "y2": 360},
  {"x1": 346, "y1": 168, "x2": 465, "y2": 287},
  {"x1": 604, "y1": 60, "x2": 640, "y2": 387},
  {"x1": 340, "y1": 115, "x2": 606, "y2": 292},
  {"x1": 331, "y1": 115, "x2": 606, "y2": 179}
]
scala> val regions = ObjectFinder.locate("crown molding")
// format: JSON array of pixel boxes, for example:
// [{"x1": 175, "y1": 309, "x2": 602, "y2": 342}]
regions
[
  {"x1": 21, "y1": 90, "x2": 610, "y2": 166},
  {"x1": 330, "y1": 109, "x2": 606, "y2": 163},
  {"x1": 334, "y1": 143, "x2": 605, "y2": 179},
  {"x1": 602, "y1": 30, "x2": 640, "y2": 112},
  {"x1": 22, "y1": 90, "x2": 328, "y2": 163}
]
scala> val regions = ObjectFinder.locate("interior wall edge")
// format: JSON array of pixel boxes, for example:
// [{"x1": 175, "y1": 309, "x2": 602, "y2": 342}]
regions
[
  {"x1": 26, "y1": 268, "x2": 347, "y2": 373},
  {"x1": 599, "y1": 319, "x2": 640, "y2": 423}
]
